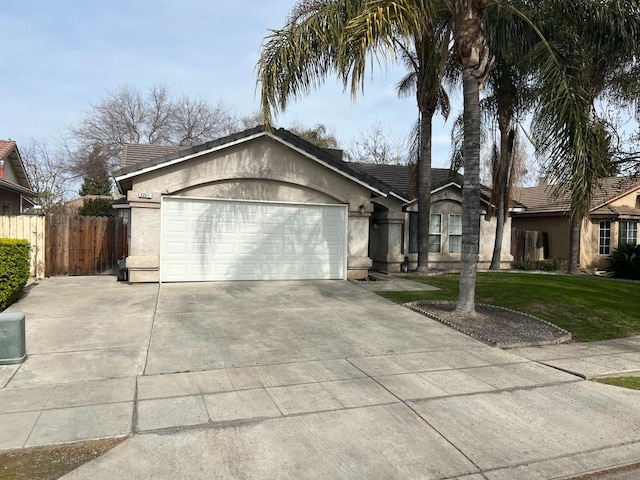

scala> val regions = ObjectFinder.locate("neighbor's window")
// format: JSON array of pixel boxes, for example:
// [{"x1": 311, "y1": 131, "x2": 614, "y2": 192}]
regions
[
  {"x1": 599, "y1": 220, "x2": 611, "y2": 255},
  {"x1": 429, "y1": 213, "x2": 442, "y2": 253},
  {"x1": 619, "y1": 221, "x2": 638, "y2": 246},
  {"x1": 449, "y1": 214, "x2": 462, "y2": 253}
]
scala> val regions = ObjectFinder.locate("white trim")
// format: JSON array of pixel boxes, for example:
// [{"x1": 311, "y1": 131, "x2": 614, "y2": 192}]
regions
[
  {"x1": 161, "y1": 194, "x2": 346, "y2": 209},
  {"x1": 429, "y1": 213, "x2": 442, "y2": 254},
  {"x1": 273, "y1": 136, "x2": 388, "y2": 197},
  {"x1": 431, "y1": 181, "x2": 462, "y2": 195},
  {"x1": 389, "y1": 191, "x2": 410, "y2": 203},
  {"x1": 115, "y1": 132, "x2": 267, "y2": 182},
  {"x1": 592, "y1": 184, "x2": 640, "y2": 212},
  {"x1": 115, "y1": 130, "x2": 389, "y2": 198},
  {"x1": 448, "y1": 213, "x2": 462, "y2": 254}
]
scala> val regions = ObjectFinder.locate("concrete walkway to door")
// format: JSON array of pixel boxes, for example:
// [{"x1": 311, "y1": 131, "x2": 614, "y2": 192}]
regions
[{"x1": 1, "y1": 277, "x2": 640, "y2": 479}]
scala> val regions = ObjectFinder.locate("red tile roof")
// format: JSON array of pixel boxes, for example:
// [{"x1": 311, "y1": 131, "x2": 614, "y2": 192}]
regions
[{"x1": 0, "y1": 140, "x2": 17, "y2": 160}]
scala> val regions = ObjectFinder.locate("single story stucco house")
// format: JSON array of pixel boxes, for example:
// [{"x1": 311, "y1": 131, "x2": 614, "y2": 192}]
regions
[
  {"x1": 512, "y1": 176, "x2": 640, "y2": 270},
  {"x1": 113, "y1": 126, "x2": 513, "y2": 283}
]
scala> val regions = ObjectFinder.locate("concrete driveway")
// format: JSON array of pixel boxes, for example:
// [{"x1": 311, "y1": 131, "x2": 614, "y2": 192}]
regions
[{"x1": 1, "y1": 276, "x2": 640, "y2": 479}]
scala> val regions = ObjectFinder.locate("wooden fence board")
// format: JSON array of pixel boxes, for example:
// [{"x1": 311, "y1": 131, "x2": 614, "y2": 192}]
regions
[
  {"x1": 512, "y1": 230, "x2": 545, "y2": 262},
  {"x1": 45, "y1": 215, "x2": 126, "y2": 276},
  {"x1": 0, "y1": 215, "x2": 46, "y2": 278}
]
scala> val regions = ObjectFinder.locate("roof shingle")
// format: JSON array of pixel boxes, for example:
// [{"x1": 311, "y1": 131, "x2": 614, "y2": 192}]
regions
[{"x1": 514, "y1": 176, "x2": 640, "y2": 215}]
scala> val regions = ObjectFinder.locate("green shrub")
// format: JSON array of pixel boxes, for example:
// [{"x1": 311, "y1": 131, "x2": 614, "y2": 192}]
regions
[
  {"x1": 511, "y1": 258, "x2": 566, "y2": 272},
  {"x1": 606, "y1": 243, "x2": 640, "y2": 280},
  {"x1": 0, "y1": 239, "x2": 30, "y2": 310},
  {"x1": 78, "y1": 198, "x2": 117, "y2": 217}
]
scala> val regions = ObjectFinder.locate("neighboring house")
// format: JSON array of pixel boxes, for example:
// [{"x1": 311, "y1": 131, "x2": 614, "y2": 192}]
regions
[
  {"x1": 511, "y1": 176, "x2": 640, "y2": 270},
  {"x1": 0, "y1": 140, "x2": 36, "y2": 215},
  {"x1": 113, "y1": 126, "x2": 514, "y2": 283}
]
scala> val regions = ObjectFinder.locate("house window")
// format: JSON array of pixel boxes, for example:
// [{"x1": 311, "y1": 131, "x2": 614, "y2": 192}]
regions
[
  {"x1": 599, "y1": 220, "x2": 611, "y2": 255},
  {"x1": 449, "y1": 214, "x2": 462, "y2": 253},
  {"x1": 429, "y1": 213, "x2": 442, "y2": 253},
  {"x1": 619, "y1": 221, "x2": 638, "y2": 246},
  {"x1": 408, "y1": 212, "x2": 418, "y2": 254}
]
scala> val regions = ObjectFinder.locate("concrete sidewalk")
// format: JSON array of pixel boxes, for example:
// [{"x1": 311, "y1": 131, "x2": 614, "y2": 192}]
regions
[
  {"x1": 513, "y1": 336, "x2": 640, "y2": 379},
  {"x1": 1, "y1": 277, "x2": 639, "y2": 479}
]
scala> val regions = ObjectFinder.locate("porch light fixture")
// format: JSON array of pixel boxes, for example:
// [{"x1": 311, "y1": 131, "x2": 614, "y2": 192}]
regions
[{"x1": 359, "y1": 205, "x2": 366, "y2": 214}]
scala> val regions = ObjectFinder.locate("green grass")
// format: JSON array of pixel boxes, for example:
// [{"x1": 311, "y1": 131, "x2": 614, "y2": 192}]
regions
[
  {"x1": 594, "y1": 377, "x2": 640, "y2": 390},
  {"x1": 380, "y1": 272, "x2": 640, "y2": 342}
]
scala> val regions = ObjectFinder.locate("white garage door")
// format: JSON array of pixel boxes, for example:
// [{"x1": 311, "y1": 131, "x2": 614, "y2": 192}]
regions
[{"x1": 160, "y1": 197, "x2": 347, "y2": 282}]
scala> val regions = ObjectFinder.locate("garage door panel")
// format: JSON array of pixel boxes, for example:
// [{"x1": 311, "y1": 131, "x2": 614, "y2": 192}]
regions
[{"x1": 161, "y1": 198, "x2": 346, "y2": 282}]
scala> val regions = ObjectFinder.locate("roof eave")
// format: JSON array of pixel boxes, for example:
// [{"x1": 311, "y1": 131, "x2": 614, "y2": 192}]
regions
[
  {"x1": 591, "y1": 184, "x2": 640, "y2": 212},
  {"x1": 115, "y1": 128, "x2": 391, "y2": 198},
  {"x1": 0, "y1": 179, "x2": 36, "y2": 197}
]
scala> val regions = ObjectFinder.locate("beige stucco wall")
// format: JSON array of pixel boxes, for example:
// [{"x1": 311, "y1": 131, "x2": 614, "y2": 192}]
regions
[
  {"x1": 511, "y1": 215, "x2": 570, "y2": 261},
  {"x1": 124, "y1": 136, "x2": 374, "y2": 282},
  {"x1": 584, "y1": 189, "x2": 640, "y2": 269},
  {"x1": 581, "y1": 218, "x2": 606, "y2": 270},
  {"x1": 391, "y1": 185, "x2": 512, "y2": 271},
  {"x1": 369, "y1": 196, "x2": 407, "y2": 272},
  {"x1": 608, "y1": 188, "x2": 640, "y2": 209}
]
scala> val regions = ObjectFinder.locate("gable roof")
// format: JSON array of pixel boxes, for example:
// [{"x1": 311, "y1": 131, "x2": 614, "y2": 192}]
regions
[
  {"x1": 121, "y1": 143, "x2": 184, "y2": 169},
  {"x1": 514, "y1": 176, "x2": 640, "y2": 216},
  {"x1": 0, "y1": 140, "x2": 35, "y2": 195},
  {"x1": 350, "y1": 163, "x2": 465, "y2": 200},
  {"x1": 114, "y1": 125, "x2": 401, "y2": 200}
]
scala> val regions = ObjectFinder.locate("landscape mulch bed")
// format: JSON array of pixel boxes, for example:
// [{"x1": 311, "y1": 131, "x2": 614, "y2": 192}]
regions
[{"x1": 406, "y1": 301, "x2": 572, "y2": 348}]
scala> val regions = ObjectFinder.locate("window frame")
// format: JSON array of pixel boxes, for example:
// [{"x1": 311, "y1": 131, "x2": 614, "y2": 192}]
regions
[
  {"x1": 619, "y1": 220, "x2": 638, "y2": 246},
  {"x1": 429, "y1": 213, "x2": 442, "y2": 254},
  {"x1": 448, "y1": 214, "x2": 462, "y2": 254},
  {"x1": 599, "y1": 220, "x2": 611, "y2": 255}
]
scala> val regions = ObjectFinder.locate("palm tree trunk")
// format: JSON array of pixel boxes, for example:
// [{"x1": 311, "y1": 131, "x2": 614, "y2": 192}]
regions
[
  {"x1": 417, "y1": 110, "x2": 434, "y2": 273},
  {"x1": 489, "y1": 187, "x2": 506, "y2": 270},
  {"x1": 489, "y1": 126, "x2": 512, "y2": 270},
  {"x1": 568, "y1": 213, "x2": 580, "y2": 274},
  {"x1": 456, "y1": 71, "x2": 482, "y2": 315}
]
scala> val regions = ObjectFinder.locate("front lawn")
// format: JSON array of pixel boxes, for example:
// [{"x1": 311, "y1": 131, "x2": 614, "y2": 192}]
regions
[
  {"x1": 594, "y1": 377, "x2": 640, "y2": 390},
  {"x1": 380, "y1": 272, "x2": 640, "y2": 342}
]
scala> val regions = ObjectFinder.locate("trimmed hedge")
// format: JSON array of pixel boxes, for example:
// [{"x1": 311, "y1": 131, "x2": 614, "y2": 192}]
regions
[
  {"x1": 0, "y1": 238, "x2": 30, "y2": 310},
  {"x1": 511, "y1": 258, "x2": 567, "y2": 272}
]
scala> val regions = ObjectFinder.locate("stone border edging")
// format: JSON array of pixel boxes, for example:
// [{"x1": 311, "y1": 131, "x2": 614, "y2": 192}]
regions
[{"x1": 404, "y1": 300, "x2": 572, "y2": 348}]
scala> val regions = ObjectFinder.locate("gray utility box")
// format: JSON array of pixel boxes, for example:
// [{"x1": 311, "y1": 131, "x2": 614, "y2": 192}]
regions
[{"x1": 0, "y1": 312, "x2": 26, "y2": 364}]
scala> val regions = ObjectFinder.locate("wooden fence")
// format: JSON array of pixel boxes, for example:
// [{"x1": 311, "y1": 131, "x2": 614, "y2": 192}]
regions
[
  {"x1": 45, "y1": 216, "x2": 127, "y2": 276},
  {"x1": 0, "y1": 215, "x2": 46, "y2": 279},
  {"x1": 512, "y1": 230, "x2": 547, "y2": 262}
]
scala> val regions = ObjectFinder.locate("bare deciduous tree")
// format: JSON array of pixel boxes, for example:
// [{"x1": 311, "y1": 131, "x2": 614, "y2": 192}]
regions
[
  {"x1": 348, "y1": 122, "x2": 409, "y2": 165},
  {"x1": 237, "y1": 110, "x2": 267, "y2": 130},
  {"x1": 70, "y1": 84, "x2": 239, "y2": 173},
  {"x1": 21, "y1": 138, "x2": 73, "y2": 214},
  {"x1": 170, "y1": 96, "x2": 237, "y2": 146}
]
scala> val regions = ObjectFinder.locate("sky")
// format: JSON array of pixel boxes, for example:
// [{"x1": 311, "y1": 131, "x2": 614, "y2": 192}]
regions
[{"x1": 0, "y1": 0, "x2": 457, "y2": 167}]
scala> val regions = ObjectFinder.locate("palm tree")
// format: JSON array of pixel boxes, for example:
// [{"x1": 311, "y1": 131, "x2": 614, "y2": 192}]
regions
[
  {"x1": 257, "y1": 1, "x2": 452, "y2": 275},
  {"x1": 449, "y1": 1, "x2": 495, "y2": 314},
  {"x1": 530, "y1": 0, "x2": 640, "y2": 274},
  {"x1": 395, "y1": 23, "x2": 453, "y2": 272},
  {"x1": 259, "y1": 0, "x2": 579, "y2": 315},
  {"x1": 483, "y1": 5, "x2": 537, "y2": 270}
]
